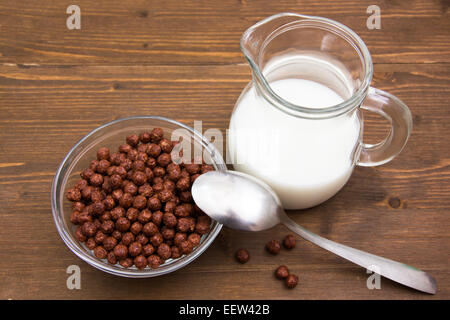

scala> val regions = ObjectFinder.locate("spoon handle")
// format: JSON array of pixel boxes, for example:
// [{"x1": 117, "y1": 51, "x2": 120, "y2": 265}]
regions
[{"x1": 280, "y1": 214, "x2": 437, "y2": 294}]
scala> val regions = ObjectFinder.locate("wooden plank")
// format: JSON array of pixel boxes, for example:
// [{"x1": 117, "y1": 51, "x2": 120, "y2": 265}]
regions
[
  {"x1": 0, "y1": 0, "x2": 449, "y2": 65},
  {"x1": 0, "y1": 63, "x2": 448, "y2": 299}
]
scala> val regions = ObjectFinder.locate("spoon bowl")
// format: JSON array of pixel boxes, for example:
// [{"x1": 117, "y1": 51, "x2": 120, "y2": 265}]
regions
[{"x1": 192, "y1": 170, "x2": 281, "y2": 231}]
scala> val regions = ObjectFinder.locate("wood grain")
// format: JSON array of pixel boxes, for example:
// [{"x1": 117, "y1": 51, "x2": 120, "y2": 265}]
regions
[
  {"x1": 0, "y1": 0, "x2": 449, "y2": 65},
  {"x1": 0, "y1": 0, "x2": 449, "y2": 300}
]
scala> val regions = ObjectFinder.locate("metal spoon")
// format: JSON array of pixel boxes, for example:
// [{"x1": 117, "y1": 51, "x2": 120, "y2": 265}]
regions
[{"x1": 192, "y1": 170, "x2": 437, "y2": 294}]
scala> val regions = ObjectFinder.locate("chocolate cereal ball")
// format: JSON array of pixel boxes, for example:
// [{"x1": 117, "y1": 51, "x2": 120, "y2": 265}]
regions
[
  {"x1": 174, "y1": 232, "x2": 187, "y2": 246},
  {"x1": 153, "y1": 166, "x2": 165, "y2": 177},
  {"x1": 147, "y1": 255, "x2": 162, "y2": 269},
  {"x1": 107, "y1": 251, "x2": 117, "y2": 265},
  {"x1": 195, "y1": 215, "x2": 211, "y2": 235},
  {"x1": 147, "y1": 144, "x2": 161, "y2": 159},
  {"x1": 150, "y1": 127, "x2": 164, "y2": 142},
  {"x1": 132, "y1": 171, "x2": 147, "y2": 186},
  {"x1": 150, "y1": 233, "x2": 163, "y2": 247},
  {"x1": 275, "y1": 265, "x2": 290, "y2": 279},
  {"x1": 152, "y1": 210, "x2": 163, "y2": 226},
  {"x1": 161, "y1": 226, "x2": 175, "y2": 240},
  {"x1": 139, "y1": 184, "x2": 153, "y2": 197},
  {"x1": 130, "y1": 222, "x2": 143, "y2": 235},
  {"x1": 157, "y1": 243, "x2": 171, "y2": 260},
  {"x1": 121, "y1": 232, "x2": 135, "y2": 246},
  {"x1": 285, "y1": 274, "x2": 299, "y2": 289},
  {"x1": 283, "y1": 234, "x2": 296, "y2": 249},
  {"x1": 82, "y1": 222, "x2": 97, "y2": 237},
  {"x1": 162, "y1": 212, "x2": 177, "y2": 228},
  {"x1": 139, "y1": 131, "x2": 151, "y2": 144},
  {"x1": 126, "y1": 207, "x2": 139, "y2": 222},
  {"x1": 94, "y1": 246, "x2": 108, "y2": 259},
  {"x1": 89, "y1": 174, "x2": 104, "y2": 187},
  {"x1": 235, "y1": 249, "x2": 250, "y2": 264},
  {"x1": 171, "y1": 246, "x2": 181, "y2": 259},
  {"x1": 66, "y1": 188, "x2": 81, "y2": 202},
  {"x1": 143, "y1": 244, "x2": 155, "y2": 257},
  {"x1": 124, "y1": 182, "x2": 138, "y2": 195},
  {"x1": 157, "y1": 153, "x2": 171, "y2": 167},
  {"x1": 266, "y1": 240, "x2": 281, "y2": 255},
  {"x1": 113, "y1": 244, "x2": 128, "y2": 260},
  {"x1": 134, "y1": 255, "x2": 147, "y2": 269},
  {"x1": 115, "y1": 217, "x2": 130, "y2": 232},
  {"x1": 176, "y1": 177, "x2": 190, "y2": 191},
  {"x1": 177, "y1": 218, "x2": 193, "y2": 233},
  {"x1": 187, "y1": 233, "x2": 201, "y2": 246},
  {"x1": 179, "y1": 240, "x2": 193, "y2": 254},
  {"x1": 128, "y1": 242, "x2": 142, "y2": 257},
  {"x1": 138, "y1": 209, "x2": 152, "y2": 224},
  {"x1": 100, "y1": 220, "x2": 115, "y2": 234},
  {"x1": 143, "y1": 222, "x2": 158, "y2": 237},
  {"x1": 126, "y1": 134, "x2": 139, "y2": 147},
  {"x1": 97, "y1": 159, "x2": 110, "y2": 174},
  {"x1": 119, "y1": 257, "x2": 133, "y2": 268},
  {"x1": 112, "y1": 230, "x2": 122, "y2": 241},
  {"x1": 103, "y1": 236, "x2": 117, "y2": 251},
  {"x1": 94, "y1": 231, "x2": 107, "y2": 244},
  {"x1": 159, "y1": 139, "x2": 172, "y2": 153},
  {"x1": 147, "y1": 197, "x2": 161, "y2": 211},
  {"x1": 133, "y1": 195, "x2": 147, "y2": 209},
  {"x1": 136, "y1": 234, "x2": 148, "y2": 245},
  {"x1": 119, "y1": 192, "x2": 133, "y2": 208},
  {"x1": 75, "y1": 226, "x2": 87, "y2": 242},
  {"x1": 97, "y1": 147, "x2": 110, "y2": 160},
  {"x1": 72, "y1": 201, "x2": 85, "y2": 212},
  {"x1": 86, "y1": 238, "x2": 96, "y2": 250}
]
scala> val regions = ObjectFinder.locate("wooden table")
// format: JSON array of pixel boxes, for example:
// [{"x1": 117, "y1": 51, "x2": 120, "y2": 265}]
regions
[{"x1": 0, "y1": 0, "x2": 449, "y2": 300}]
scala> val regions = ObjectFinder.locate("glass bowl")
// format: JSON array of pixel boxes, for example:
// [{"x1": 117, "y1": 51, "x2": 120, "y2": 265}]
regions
[{"x1": 51, "y1": 116, "x2": 226, "y2": 277}]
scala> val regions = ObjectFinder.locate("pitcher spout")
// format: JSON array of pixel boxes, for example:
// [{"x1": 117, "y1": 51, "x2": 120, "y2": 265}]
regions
[{"x1": 240, "y1": 13, "x2": 311, "y2": 71}]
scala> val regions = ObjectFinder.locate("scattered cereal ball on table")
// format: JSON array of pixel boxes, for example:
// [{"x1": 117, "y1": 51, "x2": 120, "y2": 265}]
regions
[
  {"x1": 285, "y1": 274, "x2": 299, "y2": 289},
  {"x1": 283, "y1": 234, "x2": 296, "y2": 249},
  {"x1": 235, "y1": 249, "x2": 250, "y2": 264},
  {"x1": 266, "y1": 240, "x2": 281, "y2": 255},
  {"x1": 275, "y1": 265, "x2": 289, "y2": 279}
]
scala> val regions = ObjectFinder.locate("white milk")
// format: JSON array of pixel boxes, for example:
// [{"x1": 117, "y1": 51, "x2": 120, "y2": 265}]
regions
[{"x1": 228, "y1": 78, "x2": 361, "y2": 209}]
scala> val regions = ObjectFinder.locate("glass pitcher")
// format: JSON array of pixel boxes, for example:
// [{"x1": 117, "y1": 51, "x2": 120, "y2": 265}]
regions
[{"x1": 227, "y1": 13, "x2": 412, "y2": 209}]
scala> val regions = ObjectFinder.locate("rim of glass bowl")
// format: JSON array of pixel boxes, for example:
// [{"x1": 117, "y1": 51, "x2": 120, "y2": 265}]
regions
[{"x1": 51, "y1": 116, "x2": 226, "y2": 278}]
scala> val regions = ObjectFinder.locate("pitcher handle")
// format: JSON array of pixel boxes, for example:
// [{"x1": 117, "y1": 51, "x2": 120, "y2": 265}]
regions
[{"x1": 357, "y1": 87, "x2": 413, "y2": 167}]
